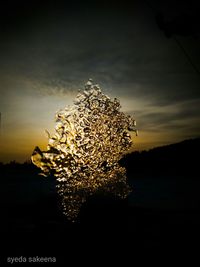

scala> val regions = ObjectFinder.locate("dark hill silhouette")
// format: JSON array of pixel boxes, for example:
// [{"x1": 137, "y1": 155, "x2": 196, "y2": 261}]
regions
[
  {"x1": 121, "y1": 137, "x2": 200, "y2": 177},
  {"x1": 0, "y1": 138, "x2": 200, "y2": 263},
  {"x1": 1, "y1": 137, "x2": 199, "y2": 177}
]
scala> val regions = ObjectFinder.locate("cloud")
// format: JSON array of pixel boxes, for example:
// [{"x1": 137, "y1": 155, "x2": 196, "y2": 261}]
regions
[
  {"x1": 1, "y1": 0, "x2": 199, "y2": 106},
  {"x1": 128, "y1": 98, "x2": 200, "y2": 139},
  {"x1": 0, "y1": 0, "x2": 200, "y2": 162}
]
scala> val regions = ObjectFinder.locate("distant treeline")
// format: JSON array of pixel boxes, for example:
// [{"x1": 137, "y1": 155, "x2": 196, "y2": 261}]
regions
[
  {"x1": 120, "y1": 138, "x2": 199, "y2": 177},
  {"x1": 0, "y1": 160, "x2": 39, "y2": 177},
  {"x1": 0, "y1": 138, "x2": 199, "y2": 178}
]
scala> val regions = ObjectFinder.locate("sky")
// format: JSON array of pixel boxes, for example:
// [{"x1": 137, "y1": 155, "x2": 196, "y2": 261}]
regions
[{"x1": 0, "y1": 0, "x2": 200, "y2": 163}]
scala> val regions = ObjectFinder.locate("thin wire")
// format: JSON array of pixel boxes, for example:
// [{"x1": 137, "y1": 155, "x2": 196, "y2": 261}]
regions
[
  {"x1": 143, "y1": 0, "x2": 200, "y2": 75},
  {"x1": 173, "y1": 36, "x2": 200, "y2": 75}
]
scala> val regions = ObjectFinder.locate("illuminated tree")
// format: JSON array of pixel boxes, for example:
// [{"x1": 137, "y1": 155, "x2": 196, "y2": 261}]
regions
[{"x1": 32, "y1": 79, "x2": 137, "y2": 221}]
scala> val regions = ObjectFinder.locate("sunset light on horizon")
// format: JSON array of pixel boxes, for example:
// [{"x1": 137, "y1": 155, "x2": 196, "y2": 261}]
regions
[{"x1": 0, "y1": 1, "x2": 200, "y2": 163}]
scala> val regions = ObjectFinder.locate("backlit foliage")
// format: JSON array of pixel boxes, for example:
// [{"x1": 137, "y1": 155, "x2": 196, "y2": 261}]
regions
[{"x1": 32, "y1": 79, "x2": 137, "y2": 221}]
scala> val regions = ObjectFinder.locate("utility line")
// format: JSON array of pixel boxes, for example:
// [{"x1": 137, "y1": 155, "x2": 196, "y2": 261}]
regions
[
  {"x1": 173, "y1": 36, "x2": 200, "y2": 75},
  {"x1": 143, "y1": 0, "x2": 200, "y2": 75}
]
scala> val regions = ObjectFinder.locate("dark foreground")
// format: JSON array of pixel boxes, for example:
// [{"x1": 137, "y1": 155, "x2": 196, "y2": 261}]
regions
[{"x1": 0, "y1": 139, "x2": 200, "y2": 264}]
